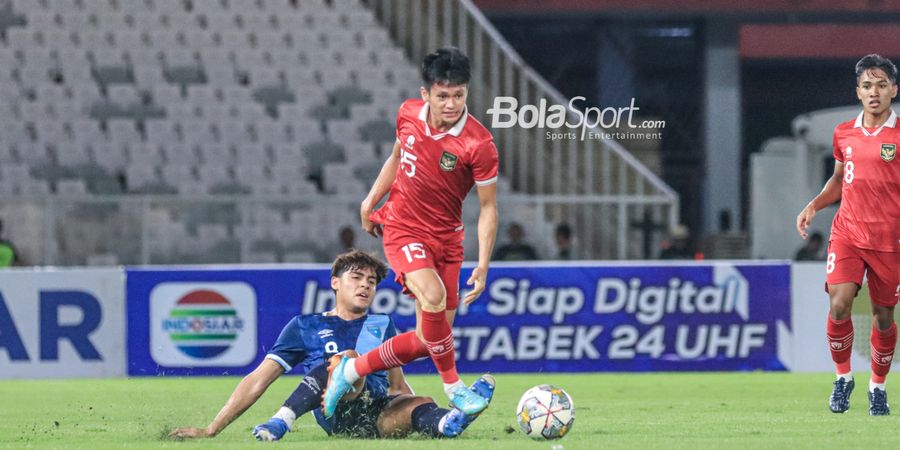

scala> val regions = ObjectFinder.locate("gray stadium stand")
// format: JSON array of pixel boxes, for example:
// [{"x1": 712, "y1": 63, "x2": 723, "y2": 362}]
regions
[{"x1": 0, "y1": 0, "x2": 540, "y2": 265}]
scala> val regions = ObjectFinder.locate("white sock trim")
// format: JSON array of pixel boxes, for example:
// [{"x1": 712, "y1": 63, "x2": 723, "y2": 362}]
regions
[
  {"x1": 443, "y1": 380, "x2": 465, "y2": 398},
  {"x1": 273, "y1": 406, "x2": 296, "y2": 429},
  {"x1": 870, "y1": 380, "x2": 886, "y2": 393},
  {"x1": 343, "y1": 358, "x2": 361, "y2": 383},
  {"x1": 837, "y1": 372, "x2": 853, "y2": 381}
]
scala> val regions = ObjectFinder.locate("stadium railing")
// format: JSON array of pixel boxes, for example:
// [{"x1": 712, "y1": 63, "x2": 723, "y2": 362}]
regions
[{"x1": 367, "y1": 0, "x2": 680, "y2": 259}]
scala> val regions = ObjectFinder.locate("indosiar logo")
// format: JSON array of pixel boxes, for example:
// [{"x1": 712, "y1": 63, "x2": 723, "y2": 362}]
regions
[
  {"x1": 163, "y1": 290, "x2": 244, "y2": 359},
  {"x1": 150, "y1": 282, "x2": 257, "y2": 367}
]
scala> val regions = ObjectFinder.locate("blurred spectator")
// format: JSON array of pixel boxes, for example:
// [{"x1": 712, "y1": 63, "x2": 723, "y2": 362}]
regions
[
  {"x1": 795, "y1": 232, "x2": 825, "y2": 261},
  {"x1": 494, "y1": 223, "x2": 538, "y2": 261},
  {"x1": 0, "y1": 220, "x2": 20, "y2": 268},
  {"x1": 338, "y1": 226, "x2": 356, "y2": 252},
  {"x1": 319, "y1": 226, "x2": 359, "y2": 263},
  {"x1": 659, "y1": 224, "x2": 693, "y2": 260},
  {"x1": 554, "y1": 223, "x2": 573, "y2": 260}
]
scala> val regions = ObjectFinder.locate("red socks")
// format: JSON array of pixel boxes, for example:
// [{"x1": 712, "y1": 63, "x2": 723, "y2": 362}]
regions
[
  {"x1": 420, "y1": 310, "x2": 459, "y2": 385},
  {"x1": 350, "y1": 311, "x2": 459, "y2": 386},
  {"x1": 827, "y1": 315, "x2": 898, "y2": 384},
  {"x1": 871, "y1": 323, "x2": 897, "y2": 384},
  {"x1": 827, "y1": 316, "x2": 854, "y2": 374},
  {"x1": 354, "y1": 331, "x2": 429, "y2": 376}
]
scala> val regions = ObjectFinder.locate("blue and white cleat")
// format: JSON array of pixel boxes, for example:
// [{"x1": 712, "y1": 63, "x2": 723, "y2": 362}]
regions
[
  {"x1": 252, "y1": 418, "x2": 289, "y2": 442},
  {"x1": 439, "y1": 408, "x2": 468, "y2": 438},
  {"x1": 869, "y1": 387, "x2": 890, "y2": 416},
  {"x1": 829, "y1": 377, "x2": 854, "y2": 413},
  {"x1": 321, "y1": 354, "x2": 356, "y2": 418},
  {"x1": 441, "y1": 374, "x2": 497, "y2": 437}
]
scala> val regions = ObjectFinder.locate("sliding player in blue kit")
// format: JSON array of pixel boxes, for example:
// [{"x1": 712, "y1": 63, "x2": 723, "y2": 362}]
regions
[{"x1": 168, "y1": 250, "x2": 494, "y2": 441}]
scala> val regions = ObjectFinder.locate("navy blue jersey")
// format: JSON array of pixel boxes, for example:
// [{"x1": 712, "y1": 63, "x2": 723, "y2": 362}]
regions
[{"x1": 266, "y1": 312, "x2": 397, "y2": 393}]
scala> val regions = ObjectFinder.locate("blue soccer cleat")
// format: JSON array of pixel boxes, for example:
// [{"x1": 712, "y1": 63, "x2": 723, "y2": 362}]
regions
[
  {"x1": 441, "y1": 374, "x2": 497, "y2": 437},
  {"x1": 829, "y1": 377, "x2": 854, "y2": 413},
  {"x1": 448, "y1": 377, "x2": 491, "y2": 416},
  {"x1": 321, "y1": 354, "x2": 356, "y2": 418},
  {"x1": 439, "y1": 408, "x2": 468, "y2": 438},
  {"x1": 252, "y1": 418, "x2": 290, "y2": 442},
  {"x1": 869, "y1": 387, "x2": 890, "y2": 416}
]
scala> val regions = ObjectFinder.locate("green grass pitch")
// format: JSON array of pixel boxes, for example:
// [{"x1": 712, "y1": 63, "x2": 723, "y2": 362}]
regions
[{"x1": 3, "y1": 373, "x2": 900, "y2": 449}]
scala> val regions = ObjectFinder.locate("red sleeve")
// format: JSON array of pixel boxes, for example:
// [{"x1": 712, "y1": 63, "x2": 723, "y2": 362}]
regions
[
  {"x1": 472, "y1": 139, "x2": 499, "y2": 186},
  {"x1": 832, "y1": 127, "x2": 843, "y2": 162},
  {"x1": 395, "y1": 103, "x2": 406, "y2": 141}
]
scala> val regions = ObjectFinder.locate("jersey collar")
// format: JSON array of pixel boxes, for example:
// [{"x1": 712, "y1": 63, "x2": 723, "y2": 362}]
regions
[
  {"x1": 853, "y1": 109, "x2": 898, "y2": 136},
  {"x1": 418, "y1": 102, "x2": 468, "y2": 140}
]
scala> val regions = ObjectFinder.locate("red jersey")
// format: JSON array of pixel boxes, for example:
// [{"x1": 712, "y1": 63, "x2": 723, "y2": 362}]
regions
[
  {"x1": 831, "y1": 110, "x2": 900, "y2": 252},
  {"x1": 370, "y1": 99, "x2": 499, "y2": 236}
]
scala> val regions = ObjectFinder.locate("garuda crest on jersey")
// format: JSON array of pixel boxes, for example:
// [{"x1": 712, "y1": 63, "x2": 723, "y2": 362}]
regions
[
  {"x1": 881, "y1": 143, "x2": 896, "y2": 162},
  {"x1": 440, "y1": 151, "x2": 459, "y2": 171}
]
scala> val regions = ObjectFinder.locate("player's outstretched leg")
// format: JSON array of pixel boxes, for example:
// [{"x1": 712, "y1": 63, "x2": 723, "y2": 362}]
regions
[
  {"x1": 440, "y1": 374, "x2": 496, "y2": 437},
  {"x1": 829, "y1": 377, "x2": 855, "y2": 413},
  {"x1": 253, "y1": 418, "x2": 290, "y2": 442},
  {"x1": 322, "y1": 354, "x2": 357, "y2": 418}
]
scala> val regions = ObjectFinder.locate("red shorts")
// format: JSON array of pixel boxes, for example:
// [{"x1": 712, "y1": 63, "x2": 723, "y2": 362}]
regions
[
  {"x1": 382, "y1": 225, "x2": 465, "y2": 310},
  {"x1": 825, "y1": 239, "x2": 900, "y2": 307}
]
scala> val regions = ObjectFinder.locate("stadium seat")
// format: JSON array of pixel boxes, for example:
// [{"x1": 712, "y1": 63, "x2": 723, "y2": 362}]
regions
[
  {"x1": 164, "y1": 13, "x2": 197, "y2": 32},
  {"x1": 125, "y1": 164, "x2": 159, "y2": 191},
  {"x1": 55, "y1": 142, "x2": 93, "y2": 167},
  {"x1": 244, "y1": 250, "x2": 278, "y2": 263},
  {"x1": 90, "y1": 141, "x2": 128, "y2": 172},
  {"x1": 55, "y1": 177, "x2": 88, "y2": 195},
  {"x1": 162, "y1": 143, "x2": 199, "y2": 166},
  {"x1": 215, "y1": 119, "x2": 249, "y2": 144},
  {"x1": 234, "y1": 156, "x2": 268, "y2": 178},
  {"x1": 115, "y1": 0, "x2": 153, "y2": 13},
  {"x1": 160, "y1": 163, "x2": 195, "y2": 186},
  {"x1": 252, "y1": 120, "x2": 292, "y2": 145},
  {"x1": 16, "y1": 142, "x2": 52, "y2": 166},
  {"x1": 153, "y1": 0, "x2": 186, "y2": 15},
  {"x1": 107, "y1": 118, "x2": 140, "y2": 143},
  {"x1": 192, "y1": 0, "x2": 228, "y2": 14}
]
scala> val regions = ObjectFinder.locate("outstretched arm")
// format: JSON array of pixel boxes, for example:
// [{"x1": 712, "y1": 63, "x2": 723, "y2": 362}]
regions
[
  {"x1": 464, "y1": 183, "x2": 498, "y2": 305},
  {"x1": 796, "y1": 161, "x2": 844, "y2": 239},
  {"x1": 361, "y1": 139, "x2": 401, "y2": 237},
  {"x1": 169, "y1": 359, "x2": 284, "y2": 439}
]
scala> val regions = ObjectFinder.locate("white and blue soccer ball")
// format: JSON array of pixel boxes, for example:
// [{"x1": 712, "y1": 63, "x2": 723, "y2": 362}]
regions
[{"x1": 516, "y1": 384, "x2": 575, "y2": 440}]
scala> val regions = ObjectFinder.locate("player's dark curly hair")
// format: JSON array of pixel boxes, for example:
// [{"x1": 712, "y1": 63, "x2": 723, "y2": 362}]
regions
[
  {"x1": 421, "y1": 46, "x2": 471, "y2": 88},
  {"x1": 330, "y1": 249, "x2": 388, "y2": 284},
  {"x1": 855, "y1": 54, "x2": 897, "y2": 84}
]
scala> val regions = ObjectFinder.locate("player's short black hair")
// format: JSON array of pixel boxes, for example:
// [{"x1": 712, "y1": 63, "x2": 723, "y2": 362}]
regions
[
  {"x1": 331, "y1": 249, "x2": 388, "y2": 284},
  {"x1": 421, "y1": 47, "x2": 471, "y2": 89},
  {"x1": 855, "y1": 54, "x2": 897, "y2": 84},
  {"x1": 555, "y1": 223, "x2": 572, "y2": 239}
]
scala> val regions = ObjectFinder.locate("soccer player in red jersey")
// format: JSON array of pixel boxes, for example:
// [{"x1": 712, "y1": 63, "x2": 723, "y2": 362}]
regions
[
  {"x1": 796, "y1": 54, "x2": 900, "y2": 416},
  {"x1": 322, "y1": 47, "x2": 499, "y2": 419}
]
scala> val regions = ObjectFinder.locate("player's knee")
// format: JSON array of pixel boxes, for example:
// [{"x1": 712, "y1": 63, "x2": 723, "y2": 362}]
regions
[
  {"x1": 872, "y1": 306, "x2": 895, "y2": 330},
  {"x1": 418, "y1": 287, "x2": 447, "y2": 309},
  {"x1": 829, "y1": 297, "x2": 853, "y2": 319}
]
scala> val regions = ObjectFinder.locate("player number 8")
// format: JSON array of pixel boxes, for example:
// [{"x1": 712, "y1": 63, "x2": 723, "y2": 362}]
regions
[
  {"x1": 843, "y1": 161, "x2": 854, "y2": 184},
  {"x1": 826, "y1": 252, "x2": 836, "y2": 274}
]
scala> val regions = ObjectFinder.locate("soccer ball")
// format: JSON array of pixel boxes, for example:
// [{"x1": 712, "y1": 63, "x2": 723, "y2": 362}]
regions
[{"x1": 516, "y1": 384, "x2": 575, "y2": 440}]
